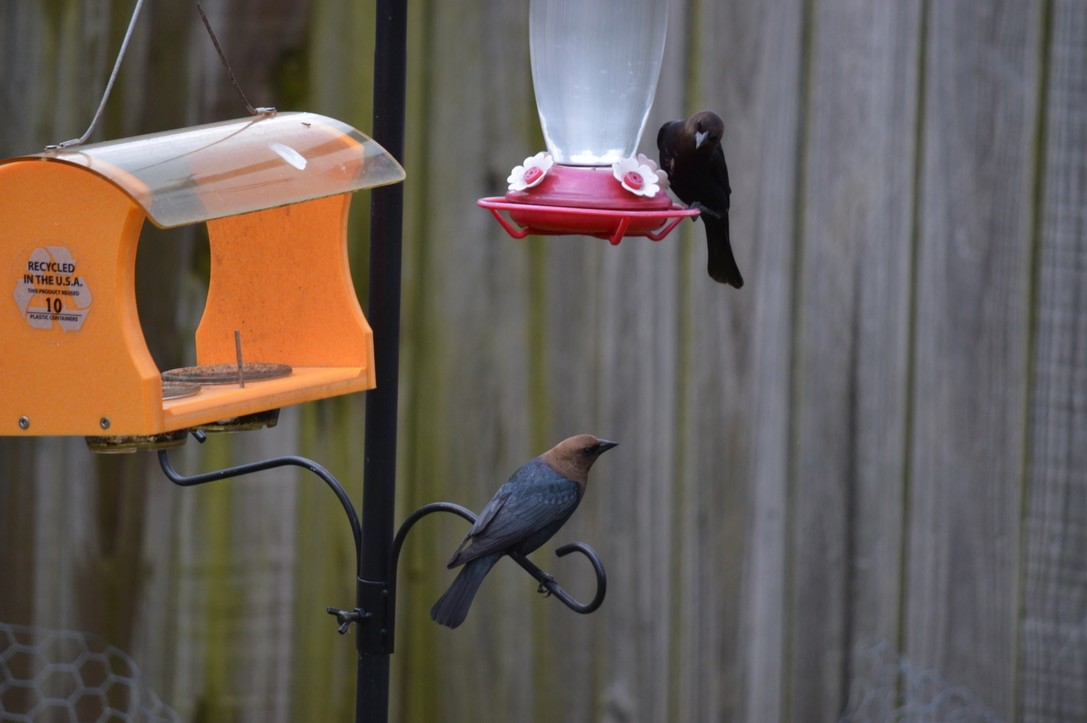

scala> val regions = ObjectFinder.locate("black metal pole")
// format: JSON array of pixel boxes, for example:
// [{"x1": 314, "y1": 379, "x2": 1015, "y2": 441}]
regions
[{"x1": 358, "y1": 0, "x2": 407, "y2": 720}]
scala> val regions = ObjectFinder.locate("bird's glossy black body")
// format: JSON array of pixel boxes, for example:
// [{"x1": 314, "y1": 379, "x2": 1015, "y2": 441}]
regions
[{"x1": 658, "y1": 110, "x2": 744, "y2": 287}]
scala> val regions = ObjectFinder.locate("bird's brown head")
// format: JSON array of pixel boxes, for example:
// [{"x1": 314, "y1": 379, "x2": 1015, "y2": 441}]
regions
[
  {"x1": 542, "y1": 434, "x2": 618, "y2": 486},
  {"x1": 686, "y1": 110, "x2": 724, "y2": 152}
]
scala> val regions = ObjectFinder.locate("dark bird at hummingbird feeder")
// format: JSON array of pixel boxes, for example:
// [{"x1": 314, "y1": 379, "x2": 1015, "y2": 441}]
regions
[
  {"x1": 657, "y1": 110, "x2": 743, "y2": 287},
  {"x1": 430, "y1": 434, "x2": 618, "y2": 629}
]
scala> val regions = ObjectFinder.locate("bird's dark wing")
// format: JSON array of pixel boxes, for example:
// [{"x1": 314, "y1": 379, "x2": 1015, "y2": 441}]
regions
[
  {"x1": 657, "y1": 120, "x2": 682, "y2": 177},
  {"x1": 448, "y1": 460, "x2": 582, "y2": 567},
  {"x1": 708, "y1": 145, "x2": 732, "y2": 211},
  {"x1": 703, "y1": 145, "x2": 742, "y2": 286}
]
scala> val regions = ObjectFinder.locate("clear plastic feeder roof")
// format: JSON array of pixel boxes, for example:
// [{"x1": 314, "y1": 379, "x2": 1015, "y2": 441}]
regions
[{"x1": 26, "y1": 112, "x2": 405, "y2": 228}]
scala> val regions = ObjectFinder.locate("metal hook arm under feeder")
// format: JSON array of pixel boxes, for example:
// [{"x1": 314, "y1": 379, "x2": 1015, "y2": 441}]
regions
[{"x1": 156, "y1": 436, "x2": 362, "y2": 577}]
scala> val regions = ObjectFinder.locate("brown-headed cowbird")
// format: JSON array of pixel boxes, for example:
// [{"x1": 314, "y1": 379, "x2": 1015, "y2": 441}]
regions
[
  {"x1": 657, "y1": 110, "x2": 743, "y2": 287},
  {"x1": 430, "y1": 434, "x2": 617, "y2": 629}
]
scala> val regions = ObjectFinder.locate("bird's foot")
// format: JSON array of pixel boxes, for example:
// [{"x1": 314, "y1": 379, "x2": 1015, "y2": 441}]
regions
[
  {"x1": 689, "y1": 202, "x2": 722, "y2": 221},
  {"x1": 536, "y1": 573, "x2": 556, "y2": 598}
]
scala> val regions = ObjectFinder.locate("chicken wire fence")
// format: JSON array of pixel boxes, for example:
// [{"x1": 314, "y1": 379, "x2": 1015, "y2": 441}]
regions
[
  {"x1": 0, "y1": 622, "x2": 178, "y2": 722},
  {"x1": 840, "y1": 640, "x2": 1003, "y2": 723},
  {"x1": 0, "y1": 623, "x2": 1025, "y2": 722}
]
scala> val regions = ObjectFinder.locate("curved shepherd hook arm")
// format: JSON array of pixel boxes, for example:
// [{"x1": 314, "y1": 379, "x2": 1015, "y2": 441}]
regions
[
  {"x1": 157, "y1": 438, "x2": 362, "y2": 578},
  {"x1": 510, "y1": 542, "x2": 607, "y2": 614},
  {"x1": 389, "y1": 502, "x2": 607, "y2": 626}
]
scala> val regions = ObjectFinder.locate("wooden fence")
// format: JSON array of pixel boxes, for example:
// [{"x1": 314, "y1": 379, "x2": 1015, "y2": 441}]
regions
[{"x1": 0, "y1": 0, "x2": 1084, "y2": 721}]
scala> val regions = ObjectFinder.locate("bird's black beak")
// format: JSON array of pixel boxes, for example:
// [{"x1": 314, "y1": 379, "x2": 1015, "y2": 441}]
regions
[{"x1": 596, "y1": 439, "x2": 618, "y2": 453}]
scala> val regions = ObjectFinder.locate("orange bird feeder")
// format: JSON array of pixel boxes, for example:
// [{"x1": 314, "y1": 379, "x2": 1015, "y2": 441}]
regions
[{"x1": 0, "y1": 112, "x2": 404, "y2": 446}]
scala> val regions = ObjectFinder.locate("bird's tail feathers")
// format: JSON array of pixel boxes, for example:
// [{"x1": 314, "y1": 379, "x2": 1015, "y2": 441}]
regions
[
  {"x1": 430, "y1": 553, "x2": 501, "y2": 629},
  {"x1": 704, "y1": 217, "x2": 744, "y2": 288}
]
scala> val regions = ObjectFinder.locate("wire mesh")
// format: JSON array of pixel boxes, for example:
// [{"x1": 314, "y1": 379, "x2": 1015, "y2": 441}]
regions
[
  {"x1": 840, "y1": 640, "x2": 1004, "y2": 722},
  {"x1": 0, "y1": 622, "x2": 178, "y2": 722}
]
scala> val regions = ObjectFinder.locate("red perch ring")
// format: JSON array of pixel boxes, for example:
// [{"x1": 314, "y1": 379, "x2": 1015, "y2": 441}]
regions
[{"x1": 478, "y1": 164, "x2": 699, "y2": 245}]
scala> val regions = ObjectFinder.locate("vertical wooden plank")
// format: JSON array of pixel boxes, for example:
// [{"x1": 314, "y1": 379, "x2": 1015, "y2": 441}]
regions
[
  {"x1": 629, "y1": 0, "x2": 808, "y2": 720},
  {"x1": 27, "y1": 440, "x2": 98, "y2": 629},
  {"x1": 907, "y1": 1, "x2": 1040, "y2": 716},
  {"x1": 1020, "y1": 1, "x2": 1087, "y2": 719},
  {"x1": 566, "y1": 3, "x2": 686, "y2": 719},
  {"x1": 297, "y1": 1, "x2": 379, "y2": 714},
  {"x1": 0, "y1": 441, "x2": 37, "y2": 626},
  {"x1": 390, "y1": 1, "x2": 549, "y2": 721},
  {"x1": 612, "y1": 0, "x2": 812, "y2": 719},
  {"x1": 707, "y1": 1, "x2": 805, "y2": 721},
  {"x1": 131, "y1": 451, "x2": 187, "y2": 716},
  {"x1": 387, "y1": 0, "x2": 447, "y2": 716},
  {"x1": 0, "y1": 0, "x2": 113, "y2": 150},
  {"x1": 0, "y1": 1, "x2": 45, "y2": 152},
  {"x1": 229, "y1": 421, "x2": 303, "y2": 723},
  {"x1": 570, "y1": 1, "x2": 690, "y2": 720},
  {"x1": 790, "y1": 2, "x2": 921, "y2": 720}
]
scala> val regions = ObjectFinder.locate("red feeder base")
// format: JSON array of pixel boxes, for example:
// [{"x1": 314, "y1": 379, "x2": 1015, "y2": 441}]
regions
[{"x1": 478, "y1": 164, "x2": 699, "y2": 245}]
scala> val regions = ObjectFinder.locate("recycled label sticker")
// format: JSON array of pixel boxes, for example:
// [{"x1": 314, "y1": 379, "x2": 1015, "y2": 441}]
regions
[{"x1": 12, "y1": 246, "x2": 92, "y2": 331}]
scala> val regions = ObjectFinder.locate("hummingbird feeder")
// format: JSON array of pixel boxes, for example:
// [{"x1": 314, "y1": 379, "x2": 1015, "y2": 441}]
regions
[
  {"x1": 478, "y1": 0, "x2": 697, "y2": 244},
  {"x1": 0, "y1": 112, "x2": 404, "y2": 451}
]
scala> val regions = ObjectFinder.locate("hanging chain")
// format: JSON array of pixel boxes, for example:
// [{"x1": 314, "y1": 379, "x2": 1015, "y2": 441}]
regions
[{"x1": 47, "y1": 0, "x2": 273, "y2": 151}]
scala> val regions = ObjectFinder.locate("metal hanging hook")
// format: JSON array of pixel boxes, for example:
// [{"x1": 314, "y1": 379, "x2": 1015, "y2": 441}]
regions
[{"x1": 511, "y1": 542, "x2": 607, "y2": 614}]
